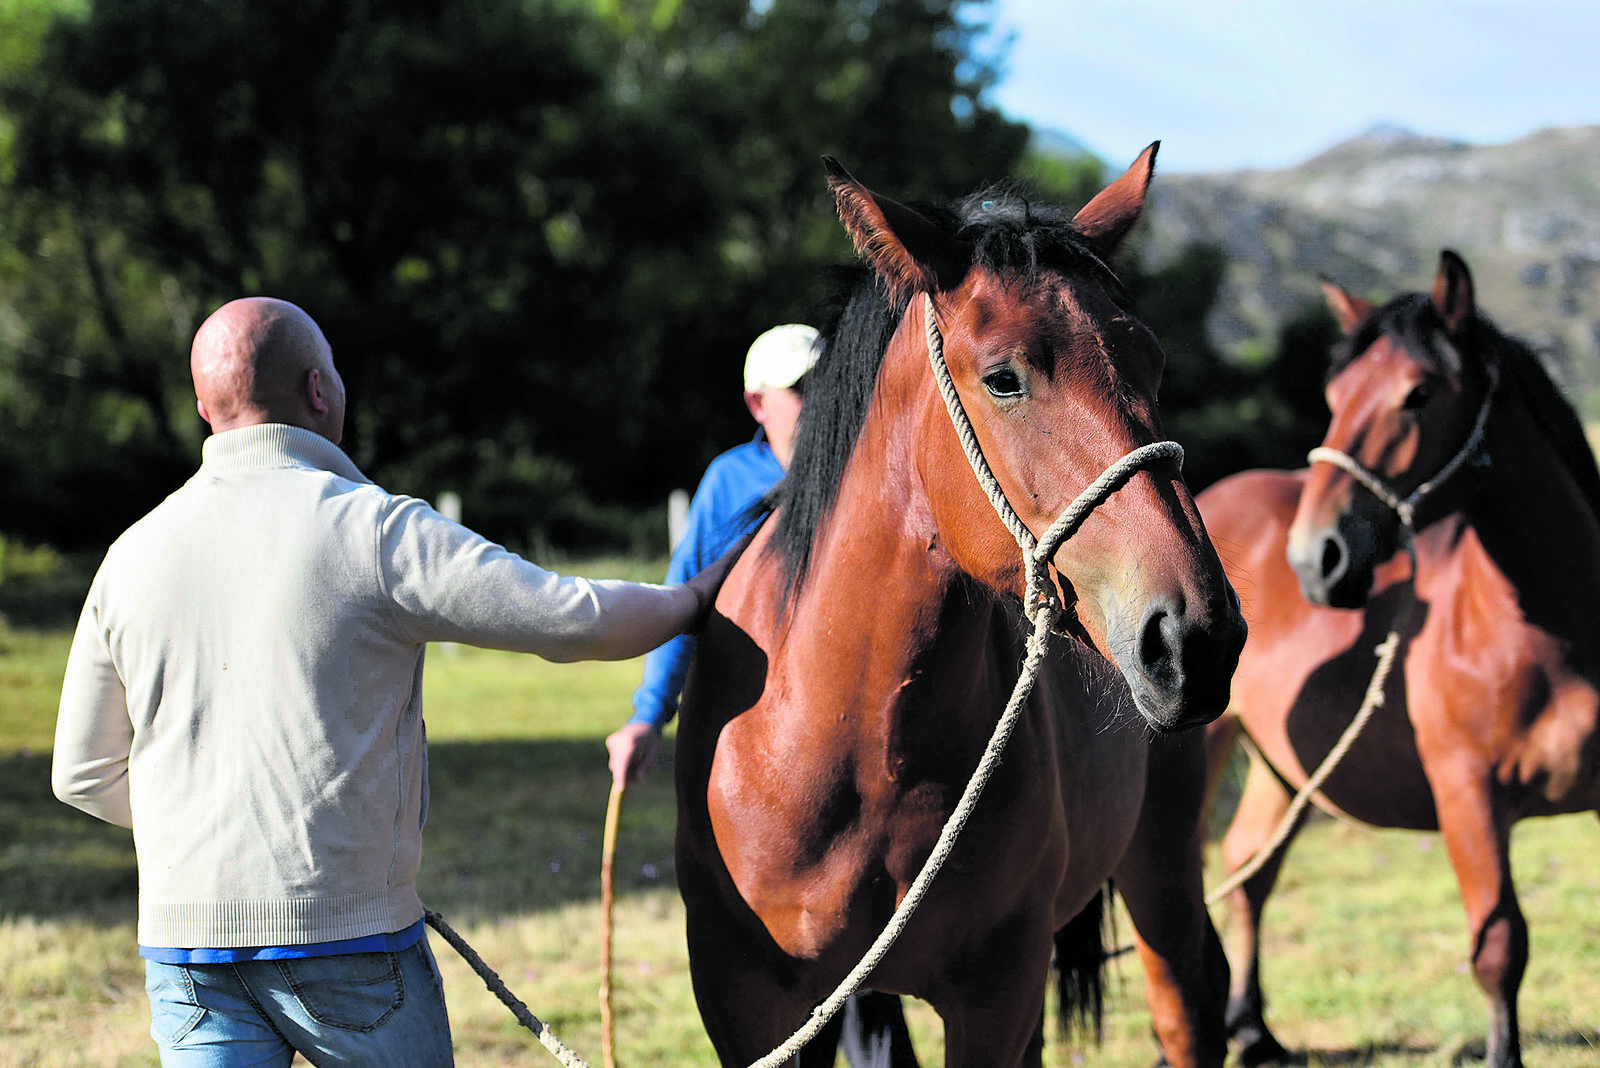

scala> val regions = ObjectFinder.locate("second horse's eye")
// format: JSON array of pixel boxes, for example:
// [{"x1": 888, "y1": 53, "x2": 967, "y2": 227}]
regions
[
  {"x1": 1401, "y1": 382, "x2": 1433, "y2": 412},
  {"x1": 982, "y1": 367, "x2": 1026, "y2": 398}
]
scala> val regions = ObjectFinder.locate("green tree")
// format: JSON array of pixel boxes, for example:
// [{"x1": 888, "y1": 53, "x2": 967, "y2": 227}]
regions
[{"x1": 2, "y1": 0, "x2": 1028, "y2": 552}]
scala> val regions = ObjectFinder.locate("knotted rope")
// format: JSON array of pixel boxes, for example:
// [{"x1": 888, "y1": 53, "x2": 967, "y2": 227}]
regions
[
  {"x1": 1210, "y1": 361, "x2": 1495, "y2": 905},
  {"x1": 920, "y1": 296, "x2": 1184, "y2": 624},
  {"x1": 746, "y1": 295, "x2": 1183, "y2": 1068}
]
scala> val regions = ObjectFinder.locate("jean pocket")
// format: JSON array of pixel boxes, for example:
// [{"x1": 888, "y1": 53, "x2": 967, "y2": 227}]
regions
[
  {"x1": 145, "y1": 963, "x2": 206, "y2": 1046},
  {"x1": 278, "y1": 951, "x2": 405, "y2": 1032}
]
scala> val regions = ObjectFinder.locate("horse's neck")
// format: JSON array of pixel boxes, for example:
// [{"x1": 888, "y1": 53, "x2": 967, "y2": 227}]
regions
[
  {"x1": 785, "y1": 530, "x2": 1012, "y2": 775},
  {"x1": 1425, "y1": 401, "x2": 1600, "y2": 644},
  {"x1": 772, "y1": 370, "x2": 1015, "y2": 760}
]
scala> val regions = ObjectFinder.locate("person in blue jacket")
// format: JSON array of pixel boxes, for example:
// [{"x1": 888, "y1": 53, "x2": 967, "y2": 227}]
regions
[{"x1": 606, "y1": 322, "x2": 815, "y2": 787}]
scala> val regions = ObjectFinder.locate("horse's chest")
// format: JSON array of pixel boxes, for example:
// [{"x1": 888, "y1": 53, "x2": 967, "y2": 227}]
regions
[
  {"x1": 703, "y1": 682, "x2": 1144, "y2": 963},
  {"x1": 1408, "y1": 553, "x2": 1600, "y2": 810}
]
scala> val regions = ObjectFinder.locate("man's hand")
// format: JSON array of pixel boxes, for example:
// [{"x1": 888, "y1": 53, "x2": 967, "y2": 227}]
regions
[
  {"x1": 606, "y1": 721, "x2": 663, "y2": 788},
  {"x1": 683, "y1": 543, "x2": 741, "y2": 633}
]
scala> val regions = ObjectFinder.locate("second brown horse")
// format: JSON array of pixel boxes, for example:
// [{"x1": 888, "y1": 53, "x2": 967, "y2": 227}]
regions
[{"x1": 1201, "y1": 250, "x2": 1600, "y2": 1068}]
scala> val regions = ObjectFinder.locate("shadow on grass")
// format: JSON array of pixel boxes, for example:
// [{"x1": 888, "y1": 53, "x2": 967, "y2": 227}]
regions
[
  {"x1": 420, "y1": 736, "x2": 682, "y2": 918},
  {"x1": 0, "y1": 738, "x2": 684, "y2": 925}
]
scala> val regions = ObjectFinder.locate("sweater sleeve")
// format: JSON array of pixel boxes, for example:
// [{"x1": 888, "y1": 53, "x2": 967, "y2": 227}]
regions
[
  {"x1": 378, "y1": 496, "x2": 702, "y2": 661},
  {"x1": 52, "y1": 576, "x2": 135, "y2": 828}
]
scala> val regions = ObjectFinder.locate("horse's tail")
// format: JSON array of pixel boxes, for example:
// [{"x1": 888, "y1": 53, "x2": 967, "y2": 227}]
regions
[{"x1": 1052, "y1": 882, "x2": 1109, "y2": 1042}]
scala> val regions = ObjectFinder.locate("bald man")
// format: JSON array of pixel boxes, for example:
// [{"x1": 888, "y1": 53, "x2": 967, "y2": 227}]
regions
[{"x1": 53, "y1": 298, "x2": 724, "y2": 1066}]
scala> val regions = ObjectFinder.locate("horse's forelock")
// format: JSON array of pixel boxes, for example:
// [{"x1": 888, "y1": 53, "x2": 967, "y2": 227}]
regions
[
  {"x1": 764, "y1": 189, "x2": 1131, "y2": 614},
  {"x1": 1330, "y1": 294, "x2": 1460, "y2": 382}
]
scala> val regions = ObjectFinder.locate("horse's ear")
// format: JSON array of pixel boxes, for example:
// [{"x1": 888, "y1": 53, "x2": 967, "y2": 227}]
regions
[
  {"x1": 1319, "y1": 277, "x2": 1375, "y2": 334},
  {"x1": 1431, "y1": 249, "x2": 1476, "y2": 338},
  {"x1": 1071, "y1": 141, "x2": 1159, "y2": 258},
  {"x1": 824, "y1": 156, "x2": 969, "y2": 301}
]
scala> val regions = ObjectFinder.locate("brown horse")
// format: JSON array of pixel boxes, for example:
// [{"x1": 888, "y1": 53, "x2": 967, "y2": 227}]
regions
[
  {"x1": 1200, "y1": 250, "x2": 1600, "y2": 1068},
  {"x1": 673, "y1": 146, "x2": 1246, "y2": 1068}
]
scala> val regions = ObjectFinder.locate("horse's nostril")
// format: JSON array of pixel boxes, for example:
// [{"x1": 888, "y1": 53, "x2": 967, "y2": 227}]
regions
[
  {"x1": 1140, "y1": 608, "x2": 1177, "y2": 687},
  {"x1": 1320, "y1": 535, "x2": 1345, "y2": 582}
]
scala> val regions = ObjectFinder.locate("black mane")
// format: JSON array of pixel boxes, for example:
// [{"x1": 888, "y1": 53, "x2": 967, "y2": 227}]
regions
[
  {"x1": 1331, "y1": 293, "x2": 1600, "y2": 524},
  {"x1": 763, "y1": 186, "x2": 1125, "y2": 610}
]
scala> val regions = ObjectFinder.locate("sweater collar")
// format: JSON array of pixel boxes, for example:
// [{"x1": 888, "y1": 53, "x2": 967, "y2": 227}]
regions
[{"x1": 200, "y1": 424, "x2": 371, "y2": 485}]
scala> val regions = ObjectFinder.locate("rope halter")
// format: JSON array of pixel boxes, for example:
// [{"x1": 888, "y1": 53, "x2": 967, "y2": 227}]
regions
[
  {"x1": 1307, "y1": 361, "x2": 1498, "y2": 533},
  {"x1": 922, "y1": 294, "x2": 1184, "y2": 626}
]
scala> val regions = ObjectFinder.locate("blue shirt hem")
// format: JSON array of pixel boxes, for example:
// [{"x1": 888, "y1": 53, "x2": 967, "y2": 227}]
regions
[{"x1": 139, "y1": 918, "x2": 427, "y2": 963}]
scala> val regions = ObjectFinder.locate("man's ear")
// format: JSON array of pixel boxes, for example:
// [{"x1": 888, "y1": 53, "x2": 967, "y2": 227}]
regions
[
  {"x1": 305, "y1": 367, "x2": 330, "y2": 416},
  {"x1": 743, "y1": 388, "x2": 766, "y2": 425},
  {"x1": 196, "y1": 397, "x2": 212, "y2": 427}
]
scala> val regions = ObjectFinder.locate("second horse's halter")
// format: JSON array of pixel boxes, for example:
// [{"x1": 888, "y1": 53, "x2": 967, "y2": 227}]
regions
[{"x1": 1307, "y1": 360, "x2": 1499, "y2": 533}]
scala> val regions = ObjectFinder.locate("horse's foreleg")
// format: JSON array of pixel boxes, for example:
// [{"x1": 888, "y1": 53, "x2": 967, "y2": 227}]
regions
[
  {"x1": 1214, "y1": 742, "x2": 1303, "y2": 1066},
  {"x1": 679, "y1": 859, "x2": 827, "y2": 1067},
  {"x1": 1114, "y1": 728, "x2": 1228, "y2": 1068},
  {"x1": 1428, "y1": 760, "x2": 1526, "y2": 1068},
  {"x1": 927, "y1": 917, "x2": 1054, "y2": 1068}
]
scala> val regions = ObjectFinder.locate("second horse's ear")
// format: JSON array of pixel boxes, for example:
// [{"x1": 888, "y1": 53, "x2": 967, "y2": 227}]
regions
[
  {"x1": 1071, "y1": 141, "x2": 1159, "y2": 259},
  {"x1": 1431, "y1": 249, "x2": 1476, "y2": 339},
  {"x1": 1320, "y1": 277, "x2": 1376, "y2": 334},
  {"x1": 824, "y1": 156, "x2": 970, "y2": 302}
]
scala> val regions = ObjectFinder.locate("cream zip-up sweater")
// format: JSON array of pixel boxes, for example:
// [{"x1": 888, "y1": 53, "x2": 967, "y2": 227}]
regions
[{"x1": 53, "y1": 424, "x2": 701, "y2": 949}]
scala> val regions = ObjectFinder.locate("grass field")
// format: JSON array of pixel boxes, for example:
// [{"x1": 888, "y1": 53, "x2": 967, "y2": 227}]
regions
[{"x1": 3, "y1": 622, "x2": 1598, "y2": 1067}]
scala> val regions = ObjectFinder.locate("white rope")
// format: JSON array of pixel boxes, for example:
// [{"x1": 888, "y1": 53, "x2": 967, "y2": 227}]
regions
[
  {"x1": 748, "y1": 295, "x2": 1183, "y2": 1068},
  {"x1": 921, "y1": 295, "x2": 1184, "y2": 622},
  {"x1": 1204, "y1": 626, "x2": 1404, "y2": 905},
  {"x1": 425, "y1": 910, "x2": 593, "y2": 1068},
  {"x1": 747, "y1": 606, "x2": 1056, "y2": 1068}
]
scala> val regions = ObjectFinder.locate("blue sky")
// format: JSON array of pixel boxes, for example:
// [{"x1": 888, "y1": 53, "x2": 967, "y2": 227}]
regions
[{"x1": 983, "y1": 0, "x2": 1600, "y2": 173}]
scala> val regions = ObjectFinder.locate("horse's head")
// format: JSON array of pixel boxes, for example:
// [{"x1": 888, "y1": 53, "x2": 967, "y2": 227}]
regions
[
  {"x1": 1288, "y1": 251, "x2": 1496, "y2": 607},
  {"x1": 823, "y1": 146, "x2": 1245, "y2": 731}
]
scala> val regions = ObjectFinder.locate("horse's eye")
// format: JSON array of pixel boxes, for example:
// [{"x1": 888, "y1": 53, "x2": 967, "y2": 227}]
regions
[
  {"x1": 982, "y1": 367, "x2": 1026, "y2": 398},
  {"x1": 1401, "y1": 382, "x2": 1433, "y2": 411}
]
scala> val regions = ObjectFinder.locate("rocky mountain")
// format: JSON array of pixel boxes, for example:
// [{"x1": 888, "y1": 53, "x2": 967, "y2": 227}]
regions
[{"x1": 1127, "y1": 124, "x2": 1600, "y2": 415}]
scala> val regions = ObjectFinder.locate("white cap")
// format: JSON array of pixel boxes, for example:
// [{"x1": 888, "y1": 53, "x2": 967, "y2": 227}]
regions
[{"x1": 743, "y1": 323, "x2": 820, "y2": 392}]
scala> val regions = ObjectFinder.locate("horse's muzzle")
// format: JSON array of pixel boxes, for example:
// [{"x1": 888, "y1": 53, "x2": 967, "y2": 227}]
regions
[
  {"x1": 1287, "y1": 511, "x2": 1385, "y2": 609},
  {"x1": 1121, "y1": 590, "x2": 1247, "y2": 731}
]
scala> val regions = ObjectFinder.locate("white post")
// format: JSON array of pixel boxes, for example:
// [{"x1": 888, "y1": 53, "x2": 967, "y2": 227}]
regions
[{"x1": 668, "y1": 489, "x2": 690, "y2": 551}]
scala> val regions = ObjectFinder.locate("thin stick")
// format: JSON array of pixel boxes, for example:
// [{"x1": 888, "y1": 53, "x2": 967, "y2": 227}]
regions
[{"x1": 600, "y1": 782, "x2": 624, "y2": 1068}]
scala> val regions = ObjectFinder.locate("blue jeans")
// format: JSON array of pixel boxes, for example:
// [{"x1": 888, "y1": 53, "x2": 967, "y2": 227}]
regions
[{"x1": 144, "y1": 938, "x2": 454, "y2": 1066}]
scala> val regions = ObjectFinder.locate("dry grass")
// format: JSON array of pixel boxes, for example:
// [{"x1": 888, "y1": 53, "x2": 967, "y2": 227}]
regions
[{"x1": 3, "y1": 635, "x2": 1598, "y2": 1066}]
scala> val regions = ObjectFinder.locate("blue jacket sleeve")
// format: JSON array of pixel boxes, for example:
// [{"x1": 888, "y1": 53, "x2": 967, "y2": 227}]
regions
[{"x1": 628, "y1": 444, "x2": 779, "y2": 729}]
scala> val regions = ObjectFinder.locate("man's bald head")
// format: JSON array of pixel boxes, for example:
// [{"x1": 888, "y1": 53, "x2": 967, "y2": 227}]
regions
[{"x1": 191, "y1": 298, "x2": 346, "y2": 444}]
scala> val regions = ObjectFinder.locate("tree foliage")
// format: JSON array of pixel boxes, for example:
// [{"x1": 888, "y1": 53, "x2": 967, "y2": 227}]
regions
[
  {"x1": 0, "y1": 0, "x2": 1330, "y2": 558},
  {"x1": 1125, "y1": 242, "x2": 1336, "y2": 492},
  {"x1": 1, "y1": 0, "x2": 1026, "y2": 551}
]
